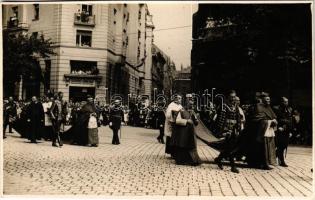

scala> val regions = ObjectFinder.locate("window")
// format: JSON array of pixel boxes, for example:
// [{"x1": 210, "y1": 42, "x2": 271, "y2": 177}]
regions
[
  {"x1": 31, "y1": 32, "x2": 38, "y2": 38},
  {"x1": 126, "y1": 12, "x2": 129, "y2": 22},
  {"x1": 33, "y1": 4, "x2": 39, "y2": 20},
  {"x1": 44, "y1": 60, "x2": 51, "y2": 92},
  {"x1": 76, "y1": 30, "x2": 92, "y2": 47},
  {"x1": 113, "y1": 8, "x2": 117, "y2": 15},
  {"x1": 70, "y1": 60, "x2": 98, "y2": 75},
  {"x1": 137, "y1": 47, "x2": 140, "y2": 59},
  {"x1": 138, "y1": 30, "x2": 141, "y2": 40},
  {"x1": 9, "y1": 7, "x2": 18, "y2": 27},
  {"x1": 138, "y1": 11, "x2": 141, "y2": 20},
  {"x1": 82, "y1": 4, "x2": 92, "y2": 16},
  {"x1": 12, "y1": 6, "x2": 18, "y2": 19}
]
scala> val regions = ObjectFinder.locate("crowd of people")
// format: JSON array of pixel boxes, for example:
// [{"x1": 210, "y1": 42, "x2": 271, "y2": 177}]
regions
[
  {"x1": 3, "y1": 90, "x2": 312, "y2": 174},
  {"x1": 163, "y1": 90, "x2": 312, "y2": 173},
  {"x1": 3, "y1": 92, "x2": 124, "y2": 147}
]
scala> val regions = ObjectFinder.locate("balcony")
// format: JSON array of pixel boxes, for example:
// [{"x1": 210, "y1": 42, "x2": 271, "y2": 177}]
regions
[
  {"x1": 64, "y1": 73, "x2": 102, "y2": 87},
  {"x1": 5, "y1": 19, "x2": 29, "y2": 31},
  {"x1": 74, "y1": 13, "x2": 95, "y2": 27}
]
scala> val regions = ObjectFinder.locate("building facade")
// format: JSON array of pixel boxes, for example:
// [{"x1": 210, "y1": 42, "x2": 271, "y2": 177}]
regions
[
  {"x1": 151, "y1": 44, "x2": 176, "y2": 99},
  {"x1": 3, "y1": 3, "x2": 155, "y2": 103},
  {"x1": 173, "y1": 66, "x2": 191, "y2": 96},
  {"x1": 191, "y1": 4, "x2": 312, "y2": 108}
]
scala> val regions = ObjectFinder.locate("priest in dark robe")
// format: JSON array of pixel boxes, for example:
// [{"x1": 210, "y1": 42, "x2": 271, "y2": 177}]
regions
[
  {"x1": 246, "y1": 93, "x2": 277, "y2": 170},
  {"x1": 26, "y1": 96, "x2": 44, "y2": 143},
  {"x1": 73, "y1": 96, "x2": 98, "y2": 146},
  {"x1": 171, "y1": 94, "x2": 201, "y2": 166}
]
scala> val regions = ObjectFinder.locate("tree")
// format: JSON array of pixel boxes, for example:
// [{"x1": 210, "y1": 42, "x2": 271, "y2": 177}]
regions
[{"x1": 3, "y1": 32, "x2": 56, "y2": 97}]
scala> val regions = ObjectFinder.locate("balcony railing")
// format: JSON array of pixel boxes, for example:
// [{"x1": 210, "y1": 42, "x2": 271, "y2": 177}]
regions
[
  {"x1": 74, "y1": 13, "x2": 95, "y2": 27},
  {"x1": 5, "y1": 19, "x2": 29, "y2": 31}
]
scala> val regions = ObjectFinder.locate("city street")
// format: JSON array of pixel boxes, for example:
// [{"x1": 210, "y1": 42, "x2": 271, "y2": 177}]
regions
[{"x1": 3, "y1": 125, "x2": 313, "y2": 197}]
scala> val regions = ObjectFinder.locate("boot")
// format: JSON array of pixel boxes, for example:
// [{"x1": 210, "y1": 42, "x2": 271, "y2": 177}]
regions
[
  {"x1": 214, "y1": 157, "x2": 223, "y2": 170},
  {"x1": 231, "y1": 166, "x2": 239, "y2": 173},
  {"x1": 57, "y1": 134, "x2": 63, "y2": 147},
  {"x1": 278, "y1": 157, "x2": 288, "y2": 167}
]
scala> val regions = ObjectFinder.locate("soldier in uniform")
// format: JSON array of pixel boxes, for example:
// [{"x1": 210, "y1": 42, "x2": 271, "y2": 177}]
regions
[
  {"x1": 213, "y1": 90, "x2": 241, "y2": 173},
  {"x1": 109, "y1": 100, "x2": 124, "y2": 145},
  {"x1": 274, "y1": 97, "x2": 293, "y2": 167},
  {"x1": 50, "y1": 92, "x2": 67, "y2": 147}
]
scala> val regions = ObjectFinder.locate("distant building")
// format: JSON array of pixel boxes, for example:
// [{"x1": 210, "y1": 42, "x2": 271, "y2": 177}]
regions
[
  {"x1": 174, "y1": 66, "x2": 191, "y2": 96},
  {"x1": 3, "y1": 3, "x2": 155, "y2": 102},
  {"x1": 151, "y1": 44, "x2": 176, "y2": 99}
]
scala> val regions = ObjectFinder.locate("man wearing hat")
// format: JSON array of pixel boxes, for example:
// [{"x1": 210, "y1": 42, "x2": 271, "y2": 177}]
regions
[{"x1": 109, "y1": 99, "x2": 124, "y2": 145}]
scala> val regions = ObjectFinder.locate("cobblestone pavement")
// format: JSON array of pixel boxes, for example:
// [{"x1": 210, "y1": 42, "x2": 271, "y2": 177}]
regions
[{"x1": 3, "y1": 125, "x2": 314, "y2": 197}]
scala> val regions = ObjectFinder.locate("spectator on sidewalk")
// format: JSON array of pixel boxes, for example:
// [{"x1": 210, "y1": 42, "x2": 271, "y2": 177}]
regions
[
  {"x1": 3, "y1": 96, "x2": 17, "y2": 138},
  {"x1": 42, "y1": 96, "x2": 53, "y2": 141}
]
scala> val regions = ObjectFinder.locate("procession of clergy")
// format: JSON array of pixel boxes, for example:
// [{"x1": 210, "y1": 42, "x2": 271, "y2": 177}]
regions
[
  {"x1": 163, "y1": 90, "x2": 293, "y2": 173},
  {"x1": 3, "y1": 90, "x2": 294, "y2": 174}
]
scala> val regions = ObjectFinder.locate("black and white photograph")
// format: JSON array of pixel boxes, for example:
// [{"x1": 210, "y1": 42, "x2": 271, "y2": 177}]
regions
[{"x1": 1, "y1": 1, "x2": 314, "y2": 198}]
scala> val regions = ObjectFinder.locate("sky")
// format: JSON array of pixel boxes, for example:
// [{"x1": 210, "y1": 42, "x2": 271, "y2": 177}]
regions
[{"x1": 148, "y1": 3, "x2": 198, "y2": 70}]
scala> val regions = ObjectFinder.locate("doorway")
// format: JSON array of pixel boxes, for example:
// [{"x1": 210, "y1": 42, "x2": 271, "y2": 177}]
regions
[{"x1": 69, "y1": 86, "x2": 95, "y2": 102}]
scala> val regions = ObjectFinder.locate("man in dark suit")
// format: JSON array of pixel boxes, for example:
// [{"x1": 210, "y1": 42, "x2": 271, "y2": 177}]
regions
[
  {"x1": 3, "y1": 96, "x2": 17, "y2": 138},
  {"x1": 274, "y1": 97, "x2": 293, "y2": 167},
  {"x1": 50, "y1": 92, "x2": 66, "y2": 147},
  {"x1": 27, "y1": 96, "x2": 44, "y2": 143},
  {"x1": 109, "y1": 100, "x2": 124, "y2": 145},
  {"x1": 156, "y1": 101, "x2": 166, "y2": 144}
]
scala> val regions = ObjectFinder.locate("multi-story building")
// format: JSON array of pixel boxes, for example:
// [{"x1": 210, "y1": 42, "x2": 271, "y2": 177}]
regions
[
  {"x1": 151, "y1": 44, "x2": 176, "y2": 100},
  {"x1": 191, "y1": 4, "x2": 312, "y2": 108},
  {"x1": 3, "y1": 3, "x2": 155, "y2": 103},
  {"x1": 174, "y1": 66, "x2": 191, "y2": 95}
]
